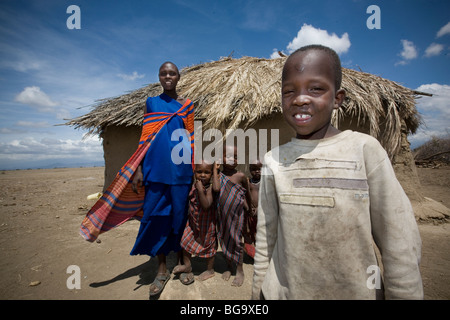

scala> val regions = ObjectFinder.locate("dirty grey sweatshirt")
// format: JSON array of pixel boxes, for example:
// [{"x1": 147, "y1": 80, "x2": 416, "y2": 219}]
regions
[{"x1": 252, "y1": 130, "x2": 423, "y2": 300}]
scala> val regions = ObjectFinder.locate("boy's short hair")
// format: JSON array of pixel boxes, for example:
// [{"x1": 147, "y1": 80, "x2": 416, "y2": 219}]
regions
[{"x1": 289, "y1": 44, "x2": 342, "y2": 90}]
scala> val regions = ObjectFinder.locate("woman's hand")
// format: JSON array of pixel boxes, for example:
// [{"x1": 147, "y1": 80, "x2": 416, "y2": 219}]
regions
[{"x1": 132, "y1": 166, "x2": 143, "y2": 194}]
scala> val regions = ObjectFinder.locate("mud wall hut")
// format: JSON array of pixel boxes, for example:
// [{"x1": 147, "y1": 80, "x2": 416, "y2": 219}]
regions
[{"x1": 66, "y1": 56, "x2": 449, "y2": 221}]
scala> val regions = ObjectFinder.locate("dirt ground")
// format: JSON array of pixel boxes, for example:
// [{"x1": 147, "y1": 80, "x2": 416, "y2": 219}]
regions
[{"x1": 0, "y1": 165, "x2": 449, "y2": 300}]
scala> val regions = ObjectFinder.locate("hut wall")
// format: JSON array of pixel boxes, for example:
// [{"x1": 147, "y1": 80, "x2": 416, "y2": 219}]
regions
[
  {"x1": 101, "y1": 116, "x2": 420, "y2": 207},
  {"x1": 100, "y1": 115, "x2": 294, "y2": 189},
  {"x1": 233, "y1": 114, "x2": 295, "y2": 173},
  {"x1": 391, "y1": 121, "x2": 423, "y2": 202},
  {"x1": 336, "y1": 117, "x2": 371, "y2": 135},
  {"x1": 101, "y1": 125, "x2": 141, "y2": 189}
]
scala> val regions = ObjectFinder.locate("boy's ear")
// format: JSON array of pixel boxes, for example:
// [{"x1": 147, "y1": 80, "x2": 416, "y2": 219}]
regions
[{"x1": 334, "y1": 89, "x2": 346, "y2": 109}]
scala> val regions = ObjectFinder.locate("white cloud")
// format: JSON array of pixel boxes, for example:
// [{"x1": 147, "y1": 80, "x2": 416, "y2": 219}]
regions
[
  {"x1": 0, "y1": 43, "x2": 45, "y2": 72},
  {"x1": 424, "y1": 43, "x2": 444, "y2": 57},
  {"x1": 270, "y1": 49, "x2": 283, "y2": 59},
  {"x1": 396, "y1": 39, "x2": 418, "y2": 65},
  {"x1": 12, "y1": 87, "x2": 70, "y2": 120},
  {"x1": 400, "y1": 39, "x2": 418, "y2": 60},
  {"x1": 0, "y1": 128, "x2": 25, "y2": 134},
  {"x1": 436, "y1": 21, "x2": 450, "y2": 38},
  {"x1": 14, "y1": 86, "x2": 58, "y2": 111},
  {"x1": 409, "y1": 84, "x2": 450, "y2": 148},
  {"x1": 117, "y1": 71, "x2": 145, "y2": 81},
  {"x1": 0, "y1": 135, "x2": 104, "y2": 169},
  {"x1": 15, "y1": 121, "x2": 50, "y2": 128},
  {"x1": 10, "y1": 59, "x2": 42, "y2": 72},
  {"x1": 415, "y1": 84, "x2": 450, "y2": 116},
  {"x1": 286, "y1": 24, "x2": 351, "y2": 55}
]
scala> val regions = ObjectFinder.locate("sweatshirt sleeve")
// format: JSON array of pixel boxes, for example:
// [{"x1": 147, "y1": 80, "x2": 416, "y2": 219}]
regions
[
  {"x1": 251, "y1": 154, "x2": 279, "y2": 299},
  {"x1": 366, "y1": 143, "x2": 423, "y2": 299}
]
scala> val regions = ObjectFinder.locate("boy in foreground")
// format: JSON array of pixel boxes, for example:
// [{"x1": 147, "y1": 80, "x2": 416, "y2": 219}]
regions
[{"x1": 252, "y1": 45, "x2": 423, "y2": 299}]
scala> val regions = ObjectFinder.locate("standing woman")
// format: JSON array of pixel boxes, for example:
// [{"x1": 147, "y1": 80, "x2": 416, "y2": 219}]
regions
[
  {"x1": 130, "y1": 62, "x2": 194, "y2": 296},
  {"x1": 80, "y1": 61, "x2": 194, "y2": 298}
]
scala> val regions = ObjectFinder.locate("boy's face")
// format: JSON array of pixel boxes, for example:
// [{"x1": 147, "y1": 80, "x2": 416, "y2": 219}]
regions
[
  {"x1": 159, "y1": 63, "x2": 180, "y2": 91},
  {"x1": 249, "y1": 162, "x2": 262, "y2": 180},
  {"x1": 281, "y1": 50, "x2": 345, "y2": 140},
  {"x1": 223, "y1": 145, "x2": 238, "y2": 168},
  {"x1": 195, "y1": 162, "x2": 213, "y2": 185}
]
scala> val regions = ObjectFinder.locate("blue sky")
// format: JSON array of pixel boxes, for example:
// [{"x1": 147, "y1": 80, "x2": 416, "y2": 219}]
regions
[{"x1": 0, "y1": 0, "x2": 449, "y2": 170}]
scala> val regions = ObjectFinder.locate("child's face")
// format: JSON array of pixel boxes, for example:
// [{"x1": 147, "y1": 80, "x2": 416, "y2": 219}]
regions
[
  {"x1": 159, "y1": 63, "x2": 180, "y2": 91},
  {"x1": 281, "y1": 50, "x2": 345, "y2": 140},
  {"x1": 195, "y1": 162, "x2": 213, "y2": 185},
  {"x1": 249, "y1": 162, "x2": 262, "y2": 180},
  {"x1": 223, "y1": 145, "x2": 238, "y2": 169}
]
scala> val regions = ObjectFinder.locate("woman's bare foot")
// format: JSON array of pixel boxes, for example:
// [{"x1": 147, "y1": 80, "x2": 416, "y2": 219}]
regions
[{"x1": 198, "y1": 269, "x2": 215, "y2": 281}]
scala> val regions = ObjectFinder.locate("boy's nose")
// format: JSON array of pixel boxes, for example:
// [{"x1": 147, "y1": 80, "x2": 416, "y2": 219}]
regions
[{"x1": 293, "y1": 94, "x2": 311, "y2": 106}]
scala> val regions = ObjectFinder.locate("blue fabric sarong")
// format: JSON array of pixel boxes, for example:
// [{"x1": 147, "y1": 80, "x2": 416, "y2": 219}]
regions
[
  {"x1": 142, "y1": 93, "x2": 193, "y2": 185},
  {"x1": 130, "y1": 183, "x2": 190, "y2": 256},
  {"x1": 129, "y1": 93, "x2": 193, "y2": 257}
]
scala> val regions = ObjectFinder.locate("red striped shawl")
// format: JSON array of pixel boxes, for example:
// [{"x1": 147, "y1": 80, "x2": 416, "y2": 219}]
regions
[{"x1": 80, "y1": 99, "x2": 194, "y2": 242}]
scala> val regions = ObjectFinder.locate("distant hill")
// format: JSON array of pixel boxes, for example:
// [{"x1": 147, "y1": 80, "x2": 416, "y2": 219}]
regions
[{"x1": 0, "y1": 159, "x2": 105, "y2": 171}]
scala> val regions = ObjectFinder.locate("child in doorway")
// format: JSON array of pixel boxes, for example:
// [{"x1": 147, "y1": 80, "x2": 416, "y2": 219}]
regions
[
  {"x1": 214, "y1": 143, "x2": 252, "y2": 287},
  {"x1": 174, "y1": 160, "x2": 219, "y2": 284},
  {"x1": 252, "y1": 45, "x2": 423, "y2": 300},
  {"x1": 243, "y1": 159, "x2": 262, "y2": 259}
]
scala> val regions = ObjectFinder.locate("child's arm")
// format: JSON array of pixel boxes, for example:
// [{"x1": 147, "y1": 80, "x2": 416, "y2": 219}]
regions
[
  {"x1": 241, "y1": 174, "x2": 252, "y2": 213},
  {"x1": 252, "y1": 159, "x2": 278, "y2": 300},
  {"x1": 196, "y1": 180, "x2": 213, "y2": 210},
  {"x1": 367, "y1": 142, "x2": 423, "y2": 299},
  {"x1": 212, "y1": 162, "x2": 220, "y2": 193}
]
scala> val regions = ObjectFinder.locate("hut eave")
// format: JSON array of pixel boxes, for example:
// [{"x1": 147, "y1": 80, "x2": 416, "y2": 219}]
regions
[{"x1": 65, "y1": 55, "x2": 423, "y2": 158}]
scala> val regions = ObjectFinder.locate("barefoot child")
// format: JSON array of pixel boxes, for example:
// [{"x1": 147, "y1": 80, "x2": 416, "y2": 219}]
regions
[
  {"x1": 214, "y1": 143, "x2": 252, "y2": 287},
  {"x1": 243, "y1": 160, "x2": 262, "y2": 258},
  {"x1": 174, "y1": 160, "x2": 219, "y2": 284}
]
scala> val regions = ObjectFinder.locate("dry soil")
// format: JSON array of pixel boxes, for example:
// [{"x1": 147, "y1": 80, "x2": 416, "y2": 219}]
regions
[{"x1": 0, "y1": 166, "x2": 449, "y2": 300}]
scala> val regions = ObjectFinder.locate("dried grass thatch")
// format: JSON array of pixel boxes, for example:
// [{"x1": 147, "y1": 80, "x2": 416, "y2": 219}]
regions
[{"x1": 66, "y1": 56, "x2": 422, "y2": 157}]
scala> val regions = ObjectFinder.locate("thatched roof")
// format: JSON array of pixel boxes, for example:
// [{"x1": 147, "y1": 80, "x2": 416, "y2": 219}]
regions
[{"x1": 66, "y1": 56, "x2": 422, "y2": 157}]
